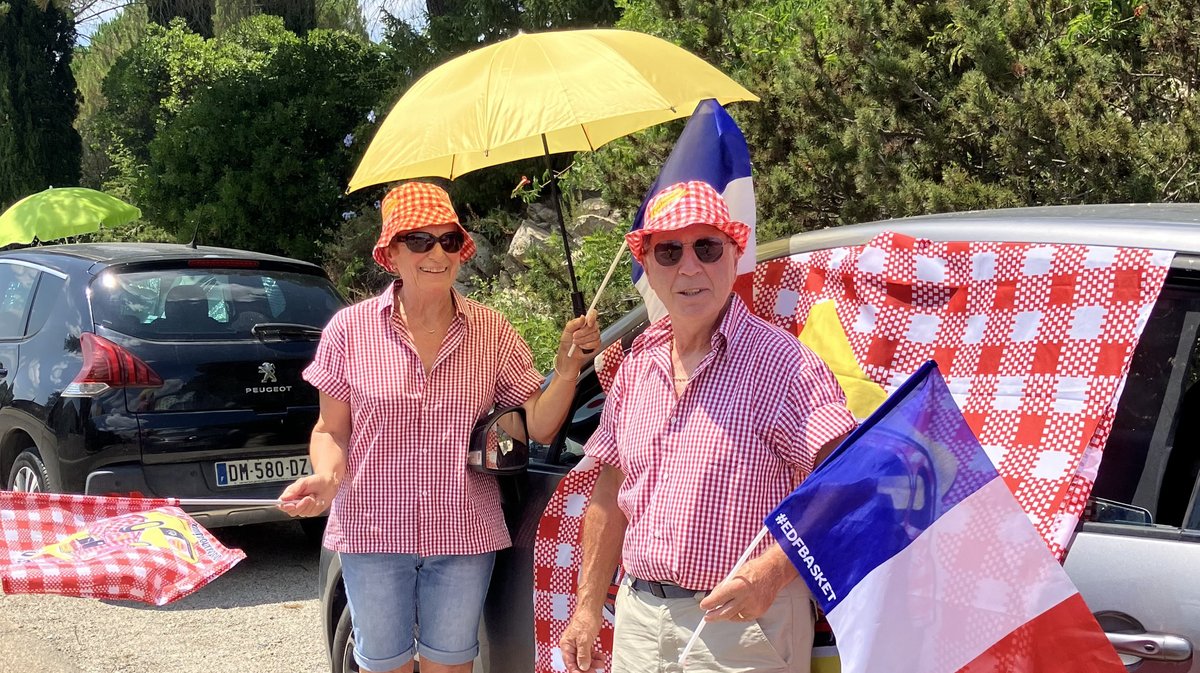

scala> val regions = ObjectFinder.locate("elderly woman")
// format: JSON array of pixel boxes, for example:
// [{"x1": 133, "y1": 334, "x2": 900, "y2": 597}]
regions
[{"x1": 280, "y1": 182, "x2": 600, "y2": 673}]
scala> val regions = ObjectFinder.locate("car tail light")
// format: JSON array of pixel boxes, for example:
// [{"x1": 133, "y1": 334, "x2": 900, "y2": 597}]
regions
[{"x1": 62, "y1": 333, "x2": 164, "y2": 397}]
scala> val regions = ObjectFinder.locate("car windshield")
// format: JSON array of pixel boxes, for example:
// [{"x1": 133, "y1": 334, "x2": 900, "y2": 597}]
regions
[{"x1": 91, "y1": 267, "x2": 343, "y2": 340}]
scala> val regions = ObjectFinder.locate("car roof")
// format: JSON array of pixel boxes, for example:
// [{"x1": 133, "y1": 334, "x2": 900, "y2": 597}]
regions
[
  {"x1": 765, "y1": 203, "x2": 1200, "y2": 259},
  {"x1": 0, "y1": 242, "x2": 324, "y2": 274}
]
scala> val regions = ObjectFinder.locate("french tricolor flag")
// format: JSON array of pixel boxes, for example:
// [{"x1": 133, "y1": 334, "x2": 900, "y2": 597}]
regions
[
  {"x1": 766, "y1": 362, "x2": 1124, "y2": 673},
  {"x1": 629, "y1": 98, "x2": 755, "y2": 323}
]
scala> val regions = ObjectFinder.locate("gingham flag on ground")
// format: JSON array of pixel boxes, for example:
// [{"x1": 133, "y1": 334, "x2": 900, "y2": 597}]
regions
[{"x1": 0, "y1": 492, "x2": 245, "y2": 606}]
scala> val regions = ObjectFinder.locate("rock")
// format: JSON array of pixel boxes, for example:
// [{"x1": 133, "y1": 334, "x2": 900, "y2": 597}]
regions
[
  {"x1": 526, "y1": 202, "x2": 558, "y2": 226},
  {"x1": 479, "y1": 235, "x2": 503, "y2": 274},
  {"x1": 507, "y1": 220, "x2": 555, "y2": 267},
  {"x1": 572, "y1": 213, "x2": 620, "y2": 238},
  {"x1": 459, "y1": 235, "x2": 500, "y2": 292},
  {"x1": 579, "y1": 197, "x2": 609, "y2": 215}
]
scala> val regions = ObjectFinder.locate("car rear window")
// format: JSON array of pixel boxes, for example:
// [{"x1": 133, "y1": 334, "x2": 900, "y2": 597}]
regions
[{"x1": 91, "y1": 267, "x2": 344, "y2": 340}]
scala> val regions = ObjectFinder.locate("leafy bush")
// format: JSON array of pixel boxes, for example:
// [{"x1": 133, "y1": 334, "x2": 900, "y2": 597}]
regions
[
  {"x1": 471, "y1": 219, "x2": 641, "y2": 372},
  {"x1": 97, "y1": 16, "x2": 390, "y2": 260}
]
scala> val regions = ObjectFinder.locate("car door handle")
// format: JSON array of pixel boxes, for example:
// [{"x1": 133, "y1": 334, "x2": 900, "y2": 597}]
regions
[
  {"x1": 1107, "y1": 631, "x2": 1193, "y2": 662},
  {"x1": 0, "y1": 366, "x2": 7, "y2": 379}
]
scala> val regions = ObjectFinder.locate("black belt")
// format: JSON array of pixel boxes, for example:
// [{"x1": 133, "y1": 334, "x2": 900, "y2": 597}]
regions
[{"x1": 628, "y1": 575, "x2": 703, "y2": 599}]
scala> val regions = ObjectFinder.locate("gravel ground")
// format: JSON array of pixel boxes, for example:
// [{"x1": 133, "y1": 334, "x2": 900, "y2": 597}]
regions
[{"x1": 0, "y1": 520, "x2": 326, "y2": 673}]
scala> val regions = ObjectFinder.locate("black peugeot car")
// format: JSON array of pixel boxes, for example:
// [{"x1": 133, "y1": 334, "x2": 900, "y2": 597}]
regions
[{"x1": 0, "y1": 242, "x2": 346, "y2": 531}]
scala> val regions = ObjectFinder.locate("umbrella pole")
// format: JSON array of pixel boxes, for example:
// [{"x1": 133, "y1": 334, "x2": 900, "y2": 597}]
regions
[{"x1": 542, "y1": 134, "x2": 587, "y2": 318}]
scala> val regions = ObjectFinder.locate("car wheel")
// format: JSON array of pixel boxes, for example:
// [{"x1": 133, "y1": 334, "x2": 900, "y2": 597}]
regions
[
  {"x1": 8, "y1": 450, "x2": 52, "y2": 492},
  {"x1": 331, "y1": 602, "x2": 358, "y2": 673}
]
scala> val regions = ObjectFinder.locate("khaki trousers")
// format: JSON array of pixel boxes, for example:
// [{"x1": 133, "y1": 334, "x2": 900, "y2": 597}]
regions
[{"x1": 611, "y1": 577, "x2": 814, "y2": 673}]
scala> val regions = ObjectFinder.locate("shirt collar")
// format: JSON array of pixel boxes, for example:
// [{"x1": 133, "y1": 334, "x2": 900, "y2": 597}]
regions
[
  {"x1": 632, "y1": 293, "x2": 750, "y2": 358},
  {"x1": 375, "y1": 279, "x2": 468, "y2": 324}
]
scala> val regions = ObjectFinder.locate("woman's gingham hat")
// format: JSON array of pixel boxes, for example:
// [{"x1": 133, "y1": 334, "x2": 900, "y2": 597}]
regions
[
  {"x1": 625, "y1": 181, "x2": 750, "y2": 264},
  {"x1": 372, "y1": 182, "x2": 477, "y2": 272}
]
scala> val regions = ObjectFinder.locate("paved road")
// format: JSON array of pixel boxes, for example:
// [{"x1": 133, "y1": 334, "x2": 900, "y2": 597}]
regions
[{"x1": 0, "y1": 520, "x2": 325, "y2": 673}]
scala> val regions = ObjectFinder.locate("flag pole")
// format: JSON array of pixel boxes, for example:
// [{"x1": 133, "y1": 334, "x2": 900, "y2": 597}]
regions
[
  {"x1": 174, "y1": 498, "x2": 284, "y2": 507},
  {"x1": 566, "y1": 239, "x2": 628, "y2": 359},
  {"x1": 678, "y1": 526, "x2": 770, "y2": 667}
]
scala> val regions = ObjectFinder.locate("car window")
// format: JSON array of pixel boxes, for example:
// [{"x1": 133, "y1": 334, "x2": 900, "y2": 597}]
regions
[
  {"x1": 24, "y1": 273, "x2": 65, "y2": 338},
  {"x1": 1094, "y1": 271, "x2": 1200, "y2": 532},
  {"x1": 91, "y1": 268, "x2": 344, "y2": 340},
  {"x1": 0, "y1": 263, "x2": 39, "y2": 340}
]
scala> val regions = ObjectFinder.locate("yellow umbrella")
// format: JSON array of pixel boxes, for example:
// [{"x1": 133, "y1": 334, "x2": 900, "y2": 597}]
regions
[
  {"x1": 350, "y1": 28, "x2": 758, "y2": 316},
  {"x1": 349, "y1": 29, "x2": 758, "y2": 189}
]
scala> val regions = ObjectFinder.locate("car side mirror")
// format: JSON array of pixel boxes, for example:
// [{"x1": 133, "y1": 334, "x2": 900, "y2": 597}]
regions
[{"x1": 468, "y1": 406, "x2": 529, "y2": 475}]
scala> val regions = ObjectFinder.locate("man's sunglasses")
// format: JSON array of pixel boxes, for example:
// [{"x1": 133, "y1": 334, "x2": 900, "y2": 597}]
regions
[
  {"x1": 393, "y1": 230, "x2": 465, "y2": 254},
  {"x1": 650, "y1": 237, "x2": 727, "y2": 267}
]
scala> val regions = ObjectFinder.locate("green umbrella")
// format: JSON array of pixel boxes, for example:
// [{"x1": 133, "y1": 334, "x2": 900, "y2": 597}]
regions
[{"x1": 0, "y1": 187, "x2": 142, "y2": 247}]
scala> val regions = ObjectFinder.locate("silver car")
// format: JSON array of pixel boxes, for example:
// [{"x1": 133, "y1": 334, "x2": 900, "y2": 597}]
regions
[{"x1": 320, "y1": 204, "x2": 1198, "y2": 671}]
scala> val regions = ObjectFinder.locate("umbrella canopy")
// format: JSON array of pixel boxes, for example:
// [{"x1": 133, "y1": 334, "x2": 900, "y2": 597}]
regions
[
  {"x1": 0, "y1": 187, "x2": 141, "y2": 247},
  {"x1": 348, "y1": 28, "x2": 758, "y2": 189}
]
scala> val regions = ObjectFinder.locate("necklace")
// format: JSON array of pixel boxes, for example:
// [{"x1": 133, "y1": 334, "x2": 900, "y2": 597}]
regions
[{"x1": 396, "y1": 292, "x2": 452, "y2": 335}]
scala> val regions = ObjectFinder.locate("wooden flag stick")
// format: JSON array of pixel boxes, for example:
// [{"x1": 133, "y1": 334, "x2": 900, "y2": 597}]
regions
[
  {"x1": 678, "y1": 526, "x2": 770, "y2": 667},
  {"x1": 566, "y1": 239, "x2": 628, "y2": 359}
]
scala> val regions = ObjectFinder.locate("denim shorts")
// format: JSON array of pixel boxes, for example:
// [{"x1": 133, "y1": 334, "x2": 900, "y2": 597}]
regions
[{"x1": 340, "y1": 551, "x2": 496, "y2": 671}]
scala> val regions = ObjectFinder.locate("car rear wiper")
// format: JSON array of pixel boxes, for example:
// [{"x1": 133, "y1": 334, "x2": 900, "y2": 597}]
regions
[{"x1": 250, "y1": 323, "x2": 324, "y2": 343}]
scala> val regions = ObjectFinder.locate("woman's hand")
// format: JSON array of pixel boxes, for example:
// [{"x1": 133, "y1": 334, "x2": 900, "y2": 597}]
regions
[
  {"x1": 557, "y1": 309, "x2": 600, "y2": 378},
  {"x1": 278, "y1": 472, "x2": 340, "y2": 518}
]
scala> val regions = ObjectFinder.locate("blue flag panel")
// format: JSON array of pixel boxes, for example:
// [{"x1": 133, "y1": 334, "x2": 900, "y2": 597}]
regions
[{"x1": 765, "y1": 361, "x2": 998, "y2": 613}]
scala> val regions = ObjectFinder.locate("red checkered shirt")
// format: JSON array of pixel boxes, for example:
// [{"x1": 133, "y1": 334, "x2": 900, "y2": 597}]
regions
[
  {"x1": 584, "y1": 295, "x2": 856, "y2": 590},
  {"x1": 303, "y1": 281, "x2": 544, "y2": 556}
]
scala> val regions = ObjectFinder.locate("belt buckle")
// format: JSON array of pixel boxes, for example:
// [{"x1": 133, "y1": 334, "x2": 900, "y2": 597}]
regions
[{"x1": 648, "y1": 581, "x2": 667, "y2": 599}]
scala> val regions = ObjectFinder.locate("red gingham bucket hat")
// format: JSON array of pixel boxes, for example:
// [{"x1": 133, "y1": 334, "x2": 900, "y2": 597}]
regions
[
  {"x1": 626, "y1": 181, "x2": 750, "y2": 264},
  {"x1": 372, "y1": 182, "x2": 477, "y2": 272}
]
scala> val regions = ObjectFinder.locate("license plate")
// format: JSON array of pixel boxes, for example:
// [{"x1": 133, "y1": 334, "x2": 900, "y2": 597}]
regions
[{"x1": 215, "y1": 456, "x2": 311, "y2": 487}]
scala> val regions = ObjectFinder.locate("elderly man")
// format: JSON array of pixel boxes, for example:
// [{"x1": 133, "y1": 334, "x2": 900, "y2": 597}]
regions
[{"x1": 559, "y1": 181, "x2": 857, "y2": 673}]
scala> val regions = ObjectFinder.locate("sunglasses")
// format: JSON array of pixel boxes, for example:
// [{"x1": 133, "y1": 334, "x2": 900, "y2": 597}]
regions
[
  {"x1": 393, "y1": 230, "x2": 465, "y2": 254},
  {"x1": 650, "y1": 237, "x2": 728, "y2": 267}
]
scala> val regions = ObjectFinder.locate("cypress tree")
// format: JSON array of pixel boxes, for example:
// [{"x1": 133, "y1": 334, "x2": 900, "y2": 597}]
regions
[{"x1": 0, "y1": 0, "x2": 81, "y2": 209}]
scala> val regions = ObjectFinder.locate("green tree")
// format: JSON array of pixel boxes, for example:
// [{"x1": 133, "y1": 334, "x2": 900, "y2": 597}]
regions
[
  {"x1": 147, "y1": 0, "x2": 214, "y2": 36},
  {"x1": 73, "y1": 4, "x2": 149, "y2": 189},
  {"x1": 0, "y1": 0, "x2": 82, "y2": 208},
  {"x1": 577, "y1": 0, "x2": 1200, "y2": 241},
  {"x1": 105, "y1": 16, "x2": 388, "y2": 260}
]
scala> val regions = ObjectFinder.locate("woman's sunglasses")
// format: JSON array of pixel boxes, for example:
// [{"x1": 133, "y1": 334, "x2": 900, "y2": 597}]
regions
[
  {"x1": 393, "y1": 230, "x2": 465, "y2": 254},
  {"x1": 650, "y1": 237, "x2": 727, "y2": 267}
]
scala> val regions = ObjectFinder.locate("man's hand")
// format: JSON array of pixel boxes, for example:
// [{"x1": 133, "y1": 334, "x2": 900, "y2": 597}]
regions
[
  {"x1": 560, "y1": 610, "x2": 606, "y2": 672},
  {"x1": 558, "y1": 309, "x2": 601, "y2": 371},
  {"x1": 698, "y1": 546, "x2": 797, "y2": 622}
]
